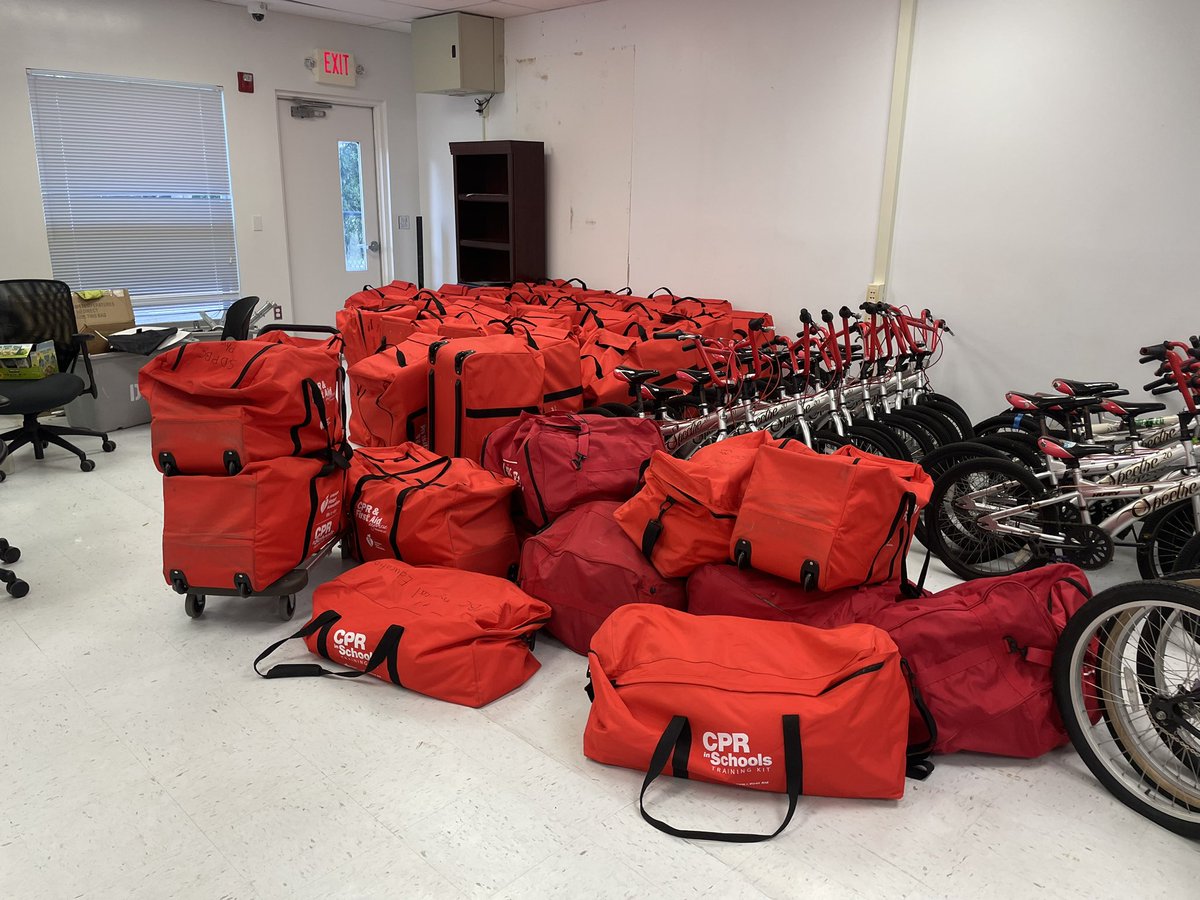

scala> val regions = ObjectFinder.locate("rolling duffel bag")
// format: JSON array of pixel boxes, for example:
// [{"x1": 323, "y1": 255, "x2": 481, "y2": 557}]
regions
[
  {"x1": 731, "y1": 444, "x2": 934, "y2": 592},
  {"x1": 347, "y1": 444, "x2": 518, "y2": 576},
  {"x1": 863, "y1": 564, "x2": 1092, "y2": 759},
  {"x1": 347, "y1": 332, "x2": 440, "y2": 448},
  {"x1": 163, "y1": 456, "x2": 346, "y2": 594},
  {"x1": 686, "y1": 563, "x2": 928, "y2": 627},
  {"x1": 428, "y1": 334, "x2": 546, "y2": 461},
  {"x1": 519, "y1": 501, "x2": 685, "y2": 654},
  {"x1": 613, "y1": 432, "x2": 800, "y2": 578},
  {"x1": 481, "y1": 412, "x2": 665, "y2": 528},
  {"x1": 585, "y1": 605, "x2": 911, "y2": 841},
  {"x1": 141, "y1": 340, "x2": 345, "y2": 476},
  {"x1": 254, "y1": 560, "x2": 550, "y2": 707}
]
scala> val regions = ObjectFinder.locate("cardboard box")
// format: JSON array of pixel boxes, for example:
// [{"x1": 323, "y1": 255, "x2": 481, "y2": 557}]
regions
[
  {"x1": 71, "y1": 289, "x2": 136, "y2": 355},
  {"x1": 64, "y1": 349, "x2": 160, "y2": 431},
  {"x1": 0, "y1": 341, "x2": 60, "y2": 380}
]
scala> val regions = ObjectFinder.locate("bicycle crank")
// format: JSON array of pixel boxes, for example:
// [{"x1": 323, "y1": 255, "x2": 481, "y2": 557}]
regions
[{"x1": 1061, "y1": 523, "x2": 1115, "y2": 570}]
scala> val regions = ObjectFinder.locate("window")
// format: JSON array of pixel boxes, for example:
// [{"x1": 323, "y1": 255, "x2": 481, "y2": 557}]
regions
[
  {"x1": 27, "y1": 70, "x2": 240, "y2": 323},
  {"x1": 338, "y1": 140, "x2": 367, "y2": 272}
]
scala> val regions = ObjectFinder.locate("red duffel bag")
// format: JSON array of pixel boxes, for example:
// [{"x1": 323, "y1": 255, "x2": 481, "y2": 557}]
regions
[
  {"x1": 585, "y1": 605, "x2": 911, "y2": 841},
  {"x1": 863, "y1": 564, "x2": 1092, "y2": 759},
  {"x1": 347, "y1": 444, "x2": 518, "y2": 576},
  {"x1": 613, "y1": 432, "x2": 799, "y2": 578},
  {"x1": 254, "y1": 560, "x2": 550, "y2": 707},
  {"x1": 347, "y1": 332, "x2": 440, "y2": 447},
  {"x1": 141, "y1": 340, "x2": 345, "y2": 476},
  {"x1": 686, "y1": 563, "x2": 928, "y2": 626},
  {"x1": 163, "y1": 456, "x2": 346, "y2": 594},
  {"x1": 519, "y1": 501, "x2": 685, "y2": 653},
  {"x1": 731, "y1": 444, "x2": 933, "y2": 592},
  {"x1": 481, "y1": 412, "x2": 664, "y2": 528}
]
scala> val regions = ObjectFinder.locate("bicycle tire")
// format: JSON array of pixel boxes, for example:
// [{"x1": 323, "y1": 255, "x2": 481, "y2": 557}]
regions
[
  {"x1": 873, "y1": 413, "x2": 940, "y2": 461},
  {"x1": 600, "y1": 402, "x2": 639, "y2": 418},
  {"x1": 895, "y1": 406, "x2": 960, "y2": 447},
  {"x1": 915, "y1": 441, "x2": 1009, "y2": 545},
  {"x1": 1175, "y1": 535, "x2": 1200, "y2": 572},
  {"x1": 581, "y1": 406, "x2": 616, "y2": 417},
  {"x1": 1137, "y1": 500, "x2": 1198, "y2": 579},
  {"x1": 973, "y1": 433, "x2": 1047, "y2": 472},
  {"x1": 845, "y1": 423, "x2": 910, "y2": 460},
  {"x1": 973, "y1": 412, "x2": 1045, "y2": 438},
  {"x1": 1053, "y1": 580, "x2": 1200, "y2": 838},
  {"x1": 916, "y1": 395, "x2": 975, "y2": 440},
  {"x1": 925, "y1": 455, "x2": 1048, "y2": 580},
  {"x1": 805, "y1": 429, "x2": 850, "y2": 454}
]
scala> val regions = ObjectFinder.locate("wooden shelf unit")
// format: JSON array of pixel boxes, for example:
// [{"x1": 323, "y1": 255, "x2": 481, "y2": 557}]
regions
[{"x1": 449, "y1": 140, "x2": 545, "y2": 285}]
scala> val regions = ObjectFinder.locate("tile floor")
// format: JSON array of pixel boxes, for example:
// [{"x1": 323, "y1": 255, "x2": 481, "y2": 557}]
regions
[{"x1": 1, "y1": 418, "x2": 1197, "y2": 899}]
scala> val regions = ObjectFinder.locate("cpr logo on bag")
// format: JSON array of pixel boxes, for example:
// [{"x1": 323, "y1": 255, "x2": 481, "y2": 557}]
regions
[
  {"x1": 331, "y1": 628, "x2": 372, "y2": 664},
  {"x1": 355, "y1": 501, "x2": 385, "y2": 532},
  {"x1": 319, "y1": 490, "x2": 342, "y2": 515},
  {"x1": 501, "y1": 459, "x2": 521, "y2": 484},
  {"x1": 701, "y1": 731, "x2": 773, "y2": 776}
]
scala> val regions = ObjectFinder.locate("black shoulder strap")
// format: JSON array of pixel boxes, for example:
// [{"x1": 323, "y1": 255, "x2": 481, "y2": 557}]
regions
[
  {"x1": 639, "y1": 714, "x2": 803, "y2": 843},
  {"x1": 254, "y1": 610, "x2": 405, "y2": 686}
]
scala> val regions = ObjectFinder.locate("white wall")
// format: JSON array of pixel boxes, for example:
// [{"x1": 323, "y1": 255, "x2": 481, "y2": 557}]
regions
[
  {"x1": 417, "y1": 0, "x2": 901, "y2": 326},
  {"x1": 0, "y1": 0, "x2": 419, "y2": 320},
  {"x1": 890, "y1": 0, "x2": 1200, "y2": 417}
]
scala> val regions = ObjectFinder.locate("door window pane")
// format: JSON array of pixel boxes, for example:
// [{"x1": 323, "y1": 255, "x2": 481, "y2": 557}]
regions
[{"x1": 338, "y1": 140, "x2": 366, "y2": 272}]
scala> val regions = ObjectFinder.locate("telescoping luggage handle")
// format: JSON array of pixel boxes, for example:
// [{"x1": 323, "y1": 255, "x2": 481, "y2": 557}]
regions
[
  {"x1": 254, "y1": 609, "x2": 405, "y2": 685},
  {"x1": 640, "y1": 714, "x2": 803, "y2": 843}
]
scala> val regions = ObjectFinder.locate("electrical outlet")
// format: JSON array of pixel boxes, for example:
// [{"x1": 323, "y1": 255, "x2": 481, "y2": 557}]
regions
[
  {"x1": 273, "y1": 304, "x2": 283, "y2": 320},
  {"x1": 865, "y1": 283, "x2": 885, "y2": 304},
  {"x1": 398, "y1": 215, "x2": 411, "y2": 230}
]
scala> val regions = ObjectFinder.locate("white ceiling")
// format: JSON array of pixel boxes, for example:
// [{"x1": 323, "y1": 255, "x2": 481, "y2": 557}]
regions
[{"x1": 210, "y1": 0, "x2": 603, "y2": 32}]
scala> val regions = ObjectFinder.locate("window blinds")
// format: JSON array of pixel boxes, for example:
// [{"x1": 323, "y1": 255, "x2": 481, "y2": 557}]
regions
[{"x1": 27, "y1": 70, "x2": 240, "y2": 311}]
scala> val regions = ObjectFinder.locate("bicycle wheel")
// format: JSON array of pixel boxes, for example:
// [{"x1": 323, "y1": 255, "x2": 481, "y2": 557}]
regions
[
  {"x1": 896, "y1": 406, "x2": 960, "y2": 447},
  {"x1": 973, "y1": 433, "x2": 1047, "y2": 472},
  {"x1": 1137, "y1": 501, "x2": 1198, "y2": 580},
  {"x1": 925, "y1": 456, "x2": 1048, "y2": 580},
  {"x1": 915, "y1": 395, "x2": 975, "y2": 441},
  {"x1": 845, "y1": 423, "x2": 911, "y2": 460},
  {"x1": 872, "y1": 414, "x2": 939, "y2": 462},
  {"x1": 805, "y1": 429, "x2": 850, "y2": 454},
  {"x1": 915, "y1": 441, "x2": 1009, "y2": 545},
  {"x1": 1175, "y1": 535, "x2": 1200, "y2": 572},
  {"x1": 974, "y1": 412, "x2": 1044, "y2": 438},
  {"x1": 1053, "y1": 580, "x2": 1200, "y2": 838}
]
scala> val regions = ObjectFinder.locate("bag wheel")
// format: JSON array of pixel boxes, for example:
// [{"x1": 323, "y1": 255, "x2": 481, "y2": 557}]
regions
[
  {"x1": 185, "y1": 593, "x2": 206, "y2": 618},
  {"x1": 277, "y1": 594, "x2": 296, "y2": 621}
]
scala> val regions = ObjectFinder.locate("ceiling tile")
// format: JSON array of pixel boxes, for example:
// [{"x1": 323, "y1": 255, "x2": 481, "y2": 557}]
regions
[
  {"x1": 507, "y1": 0, "x2": 602, "y2": 10},
  {"x1": 408, "y1": 0, "x2": 491, "y2": 11},
  {"x1": 275, "y1": 0, "x2": 424, "y2": 18},
  {"x1": 465, "y1": 2, "x2": 539, "y2": 17},
  {"x1": 258, "y1": 2, "x2": 390, "y2": 26}
]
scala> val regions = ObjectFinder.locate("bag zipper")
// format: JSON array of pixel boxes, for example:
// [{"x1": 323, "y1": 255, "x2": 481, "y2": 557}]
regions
[
  {"x1": 230, "y1": 344, "x2": 277, "y2": 388},
  {"x1": 611, "y1": 658, "x2": 885, "y2": 697}
]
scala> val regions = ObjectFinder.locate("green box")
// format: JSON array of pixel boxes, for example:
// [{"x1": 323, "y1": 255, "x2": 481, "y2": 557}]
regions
[{"x1": 0, "y1": 341, "x2": 59, "y2": 380}]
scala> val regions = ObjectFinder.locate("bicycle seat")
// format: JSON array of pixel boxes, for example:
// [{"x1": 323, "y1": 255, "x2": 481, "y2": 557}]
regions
[
  {"x1": 1038, "y1": 438, "x2": 1113, "y2": 461},
  {"x1": 677, "y1": 368, "x2": 713, "y2": 386},
  {"x1": 1101, "y1": 399, "x2": 1167, "y2": 418},
  {"x1": 614, "y1": 367, "x2": 661, "y2": 383},
  {"x1": 639, "y1": 383, "x2": 685, "y2": 403},
  {"x1": 1007, "y1": 391, "x2": 1105, "y2": 413},
  {"x1": 1052, "y1": 378, "x2": 1120, "y2": 396}
]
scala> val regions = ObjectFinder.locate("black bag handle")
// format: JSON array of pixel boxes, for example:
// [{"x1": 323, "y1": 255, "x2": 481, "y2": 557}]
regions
[
  {"x1": 254, "y1": 609, "x2": 405, "y2": 686},
  {"x1": 639, "y1": 714, "x2": 803, "y2": 843},
  {"x1": 648, "y1": 287, "x2": 675, "y2": 298},
  {"x1": 899, "y1": 658, "x2": 937, "y2": 779},
  {"x1": 623, "y1": 320, "x2": 649, "y2": 341}
]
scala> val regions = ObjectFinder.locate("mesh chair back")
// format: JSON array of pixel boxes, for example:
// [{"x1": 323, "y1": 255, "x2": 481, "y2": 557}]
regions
[
  {"x1": 0, "y1": 279, "x2": 80, "y2": 371},
  {"x1": 221, "y1": 295, "x2": 261, "y2": 341}
]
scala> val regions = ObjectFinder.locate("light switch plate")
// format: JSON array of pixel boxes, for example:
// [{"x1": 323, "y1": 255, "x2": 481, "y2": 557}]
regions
[{"x1": 398, "y1": 215, "x2": 411, "y2": 230}]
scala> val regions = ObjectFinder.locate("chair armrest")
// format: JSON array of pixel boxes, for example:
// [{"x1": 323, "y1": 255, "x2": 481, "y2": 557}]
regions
[{"x1": 71, "y1": 333, "x2": 100, "y2": 399}]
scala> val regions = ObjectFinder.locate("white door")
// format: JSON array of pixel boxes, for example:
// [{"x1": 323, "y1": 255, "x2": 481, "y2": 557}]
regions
[{"x1": 278, "y1": 99, "x2": 383, "y2": 325}]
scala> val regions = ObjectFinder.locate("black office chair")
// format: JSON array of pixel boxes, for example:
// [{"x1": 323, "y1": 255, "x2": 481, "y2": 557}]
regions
[
  {"x1": 221, "y1": 295, "x2": 261, "y2": 341},
  {"x1": 0, "y1": 397, "x2": 28, "y2": 596},
  {"x1": 0, "y1": 279, "x2": 115, "y2": 479}
]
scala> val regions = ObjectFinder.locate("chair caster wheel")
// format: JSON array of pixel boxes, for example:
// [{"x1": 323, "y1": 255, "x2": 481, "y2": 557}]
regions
[
  {"x1": 185, "y1": 593, "x2": 206, "y2": 618},
  {"x1": 7, "y1": 579, "x2": 29, "y2": 598},
  {"x1": 277, "y1": 594, "x2": 296, "y2": 621},
  {"x1": 102, "y1": 440, "x2": 116, "y2": 452},
  {"x1": 80, "y1": 459, "x2": 96, "y2": 472},
  {"x1": 0, "y1": 543, "x2": 18, "y2": 565}
]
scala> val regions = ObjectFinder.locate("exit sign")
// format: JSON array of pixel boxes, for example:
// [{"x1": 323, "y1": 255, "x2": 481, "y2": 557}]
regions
[{"x1": 313, "y1": 48, "x2": 357, "y2": 87}]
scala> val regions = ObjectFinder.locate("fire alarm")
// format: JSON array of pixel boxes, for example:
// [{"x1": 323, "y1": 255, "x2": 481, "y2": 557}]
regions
[{"x1": 237, "y1": 72, "x2": 254, "y2": 93}]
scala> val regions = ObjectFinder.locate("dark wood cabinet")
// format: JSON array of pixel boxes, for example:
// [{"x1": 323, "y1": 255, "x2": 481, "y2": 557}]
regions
[{"x1": 450, "y1": 140, "x2": 545, "y2": 285}]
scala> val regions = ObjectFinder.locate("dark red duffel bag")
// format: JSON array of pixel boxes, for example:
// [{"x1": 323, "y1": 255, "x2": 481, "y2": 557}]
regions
[
  {"x1": 519, "y1": 501, "x2": 685, "y2": 654},
  {"x1": 482, "y1": 412, "x2": 665, "y2": 528},
  {"x1": 163, "y1": 456, "x2": 346, "y2": 594},
  {"x1": 141, "y1": 340, "x2": 345, "y2": 476},
  {"x1": 862, "y1": 564, "x2": 1092, "y2": 759},
  {"x1": 686, "y1": 563, "x2": 927, "y2": 627}
]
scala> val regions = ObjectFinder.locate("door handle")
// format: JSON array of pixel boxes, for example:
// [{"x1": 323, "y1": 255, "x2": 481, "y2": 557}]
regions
[{"x1": 368, "y1": 240, "x2": 380, "y2": 253}]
